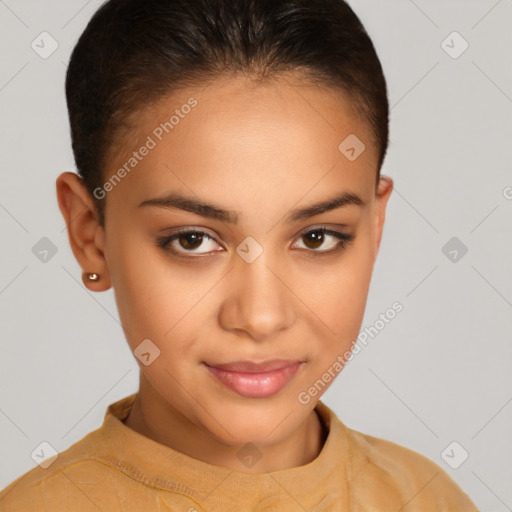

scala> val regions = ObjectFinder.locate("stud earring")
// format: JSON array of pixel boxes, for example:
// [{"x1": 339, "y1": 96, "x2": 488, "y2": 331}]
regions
[{"x1": 84, "y1": 272, "x2": 100, "y2": 282}]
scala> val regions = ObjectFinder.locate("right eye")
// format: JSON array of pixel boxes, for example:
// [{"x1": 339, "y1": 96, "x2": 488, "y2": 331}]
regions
[{"x1": 156, "y1": 229, "x2": 224, "y2": 257}]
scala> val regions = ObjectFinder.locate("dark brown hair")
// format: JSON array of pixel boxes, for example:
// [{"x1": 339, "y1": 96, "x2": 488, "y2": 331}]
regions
[{"x1": 66, "y1": 0, "x2": 389, "y2": 226}]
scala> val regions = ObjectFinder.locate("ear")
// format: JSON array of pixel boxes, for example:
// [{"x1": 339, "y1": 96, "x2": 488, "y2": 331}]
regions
[
  {"x1": 56, "y1": 172, "x2": 111, "y2": 291},
  {"x1": 372, "y1": 174, "x2": 393, "y2": 264}
]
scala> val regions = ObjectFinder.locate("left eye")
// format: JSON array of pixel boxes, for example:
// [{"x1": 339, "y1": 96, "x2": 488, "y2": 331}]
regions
[{"x1": 292, "y1": 228, "x2": 354, "y2": 253}]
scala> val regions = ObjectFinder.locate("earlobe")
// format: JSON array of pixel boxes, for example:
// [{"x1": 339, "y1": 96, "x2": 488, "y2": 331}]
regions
[
  {"x1": 56, "y1": 172, "x2": 111, "y2": 291},
  {"x1": 373, "y1": 174, "x2": 393, "y2": 262}
]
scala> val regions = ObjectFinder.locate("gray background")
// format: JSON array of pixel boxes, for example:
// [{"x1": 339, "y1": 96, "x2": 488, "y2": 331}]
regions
[{"x1": 1, "y1": 0, "x2": 511, "y2": 510}]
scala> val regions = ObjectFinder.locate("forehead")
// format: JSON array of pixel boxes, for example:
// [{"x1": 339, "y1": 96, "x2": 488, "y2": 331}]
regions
[{"x1": 104, "y1": 73, "x2": 378, "y2": 215}]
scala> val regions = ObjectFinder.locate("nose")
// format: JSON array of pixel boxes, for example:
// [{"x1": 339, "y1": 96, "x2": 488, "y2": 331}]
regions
[{"x1": 218, "y1": 251, "x2": 296, "y2": 342}]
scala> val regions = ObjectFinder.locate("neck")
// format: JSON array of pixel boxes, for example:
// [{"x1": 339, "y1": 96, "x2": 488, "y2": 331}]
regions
[{"x1": 123, "y1": 372, "x2": 327, "y2": 473}]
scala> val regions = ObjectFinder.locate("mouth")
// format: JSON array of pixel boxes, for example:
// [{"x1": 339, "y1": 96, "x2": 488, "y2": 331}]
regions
[{"x1": 203, "y1": 359, "x2": 304, "y2": 398}]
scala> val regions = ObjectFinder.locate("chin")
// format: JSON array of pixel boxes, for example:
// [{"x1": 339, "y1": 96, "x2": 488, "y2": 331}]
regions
[{"x1": 201, "y1": 398, "x2": 304, "y2": 446}]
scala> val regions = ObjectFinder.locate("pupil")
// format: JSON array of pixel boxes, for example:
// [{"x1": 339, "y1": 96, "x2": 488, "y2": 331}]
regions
[
  {"x1": 304, "y1": 230, "x2": 323, "y2": 249},
  {"x1": 180, "y1": 233, "x2": 203, "y2": 250}
]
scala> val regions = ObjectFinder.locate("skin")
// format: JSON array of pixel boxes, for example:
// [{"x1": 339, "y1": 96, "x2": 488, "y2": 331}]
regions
[{"x1": 56, "y1": 72, "x2": 393, "y2": 473}]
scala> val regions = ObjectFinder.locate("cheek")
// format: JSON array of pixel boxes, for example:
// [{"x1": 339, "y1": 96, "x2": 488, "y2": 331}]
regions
[{"x1": 106, "y1": 232, "x2": 204, "y2": 353}]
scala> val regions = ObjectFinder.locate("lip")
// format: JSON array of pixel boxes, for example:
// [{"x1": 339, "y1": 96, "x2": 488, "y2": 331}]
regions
[
  {"x1": 204, "y1": 360, "x2": 304, "y2": 398},
  {"x1": 206, "y1": 359, "x2": 303, "y2": 373}
]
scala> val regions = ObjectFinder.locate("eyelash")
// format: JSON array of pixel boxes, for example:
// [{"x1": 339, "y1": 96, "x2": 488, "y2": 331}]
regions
[{"x1": 156, "y1": 226, "x2": 355, "y2": 258}]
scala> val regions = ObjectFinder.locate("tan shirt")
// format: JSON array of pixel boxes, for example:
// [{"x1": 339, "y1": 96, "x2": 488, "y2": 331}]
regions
[{"x1": 0, "y1": 393, "x2": 479, "y2": 511}]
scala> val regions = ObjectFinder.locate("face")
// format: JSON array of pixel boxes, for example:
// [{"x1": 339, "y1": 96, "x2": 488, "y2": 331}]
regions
[{"x1": 63, "y1": 73, "x2": 392, "y2": 447}]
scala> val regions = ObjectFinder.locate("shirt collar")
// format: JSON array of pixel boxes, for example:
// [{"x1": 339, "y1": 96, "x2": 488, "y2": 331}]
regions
[{"x1": 96, "y1": 393, "x2": 351, "y2": 509}]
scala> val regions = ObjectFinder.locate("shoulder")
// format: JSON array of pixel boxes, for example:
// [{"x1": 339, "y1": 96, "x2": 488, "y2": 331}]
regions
[
  {"x1": 0, "y1": 428, "x2": 120, "y2": 512},
  {"x1": 344, "y1": 425, "x2": 479, "y2": 511}
]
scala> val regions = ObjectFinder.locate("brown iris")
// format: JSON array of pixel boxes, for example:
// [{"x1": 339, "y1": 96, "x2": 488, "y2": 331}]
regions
[
  {"x1": 178, "y1": 232, "x2": 204, "y2": 250},
  {"x1": 302, "y1": 230, "x2": 324, "y2": 250}
]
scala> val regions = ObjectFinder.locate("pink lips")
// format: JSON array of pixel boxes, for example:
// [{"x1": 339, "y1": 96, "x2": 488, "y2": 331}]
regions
[{"x1": 204, "y1": 359, "x2": 303, "y2": 398}]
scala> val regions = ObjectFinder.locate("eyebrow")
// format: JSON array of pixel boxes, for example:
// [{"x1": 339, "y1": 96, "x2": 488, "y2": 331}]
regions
[{"x1": 138, "y1": 190, "x2": 365, "y2": 224}]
